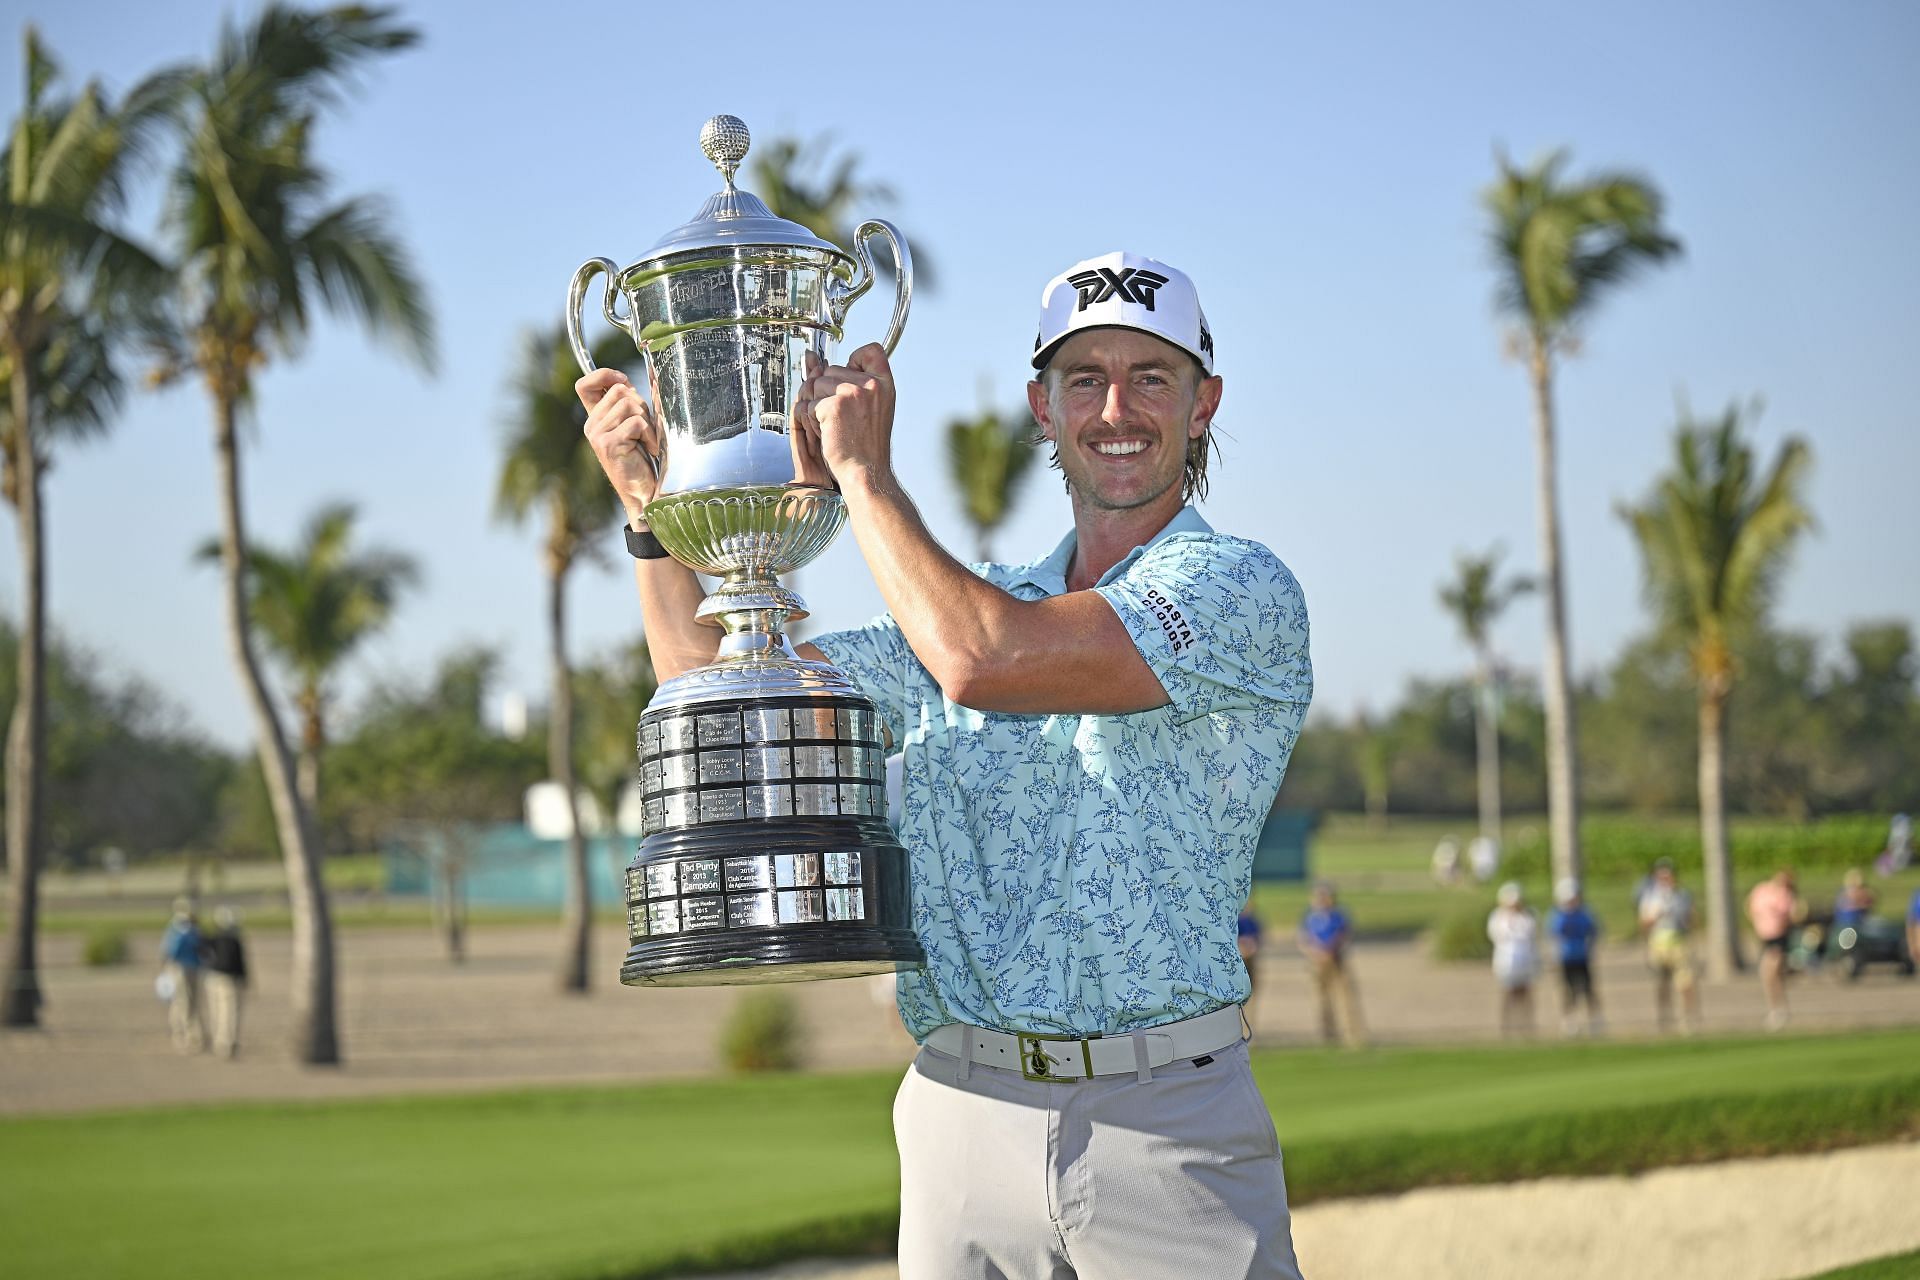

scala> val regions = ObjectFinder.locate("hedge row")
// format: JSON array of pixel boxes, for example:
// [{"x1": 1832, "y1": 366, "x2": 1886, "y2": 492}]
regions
[{"x1": 1504, "y1": 814, "x2": 1897, "y2": 879}]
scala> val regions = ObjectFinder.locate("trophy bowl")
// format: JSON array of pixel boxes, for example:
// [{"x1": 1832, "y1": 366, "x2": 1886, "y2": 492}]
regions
[{"x1": 568, "y1": 115, "x2": 923, "y2": 986}]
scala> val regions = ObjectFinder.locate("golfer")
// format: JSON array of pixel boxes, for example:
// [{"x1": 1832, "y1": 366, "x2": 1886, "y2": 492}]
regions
[{"x1": 579, "y1": 251, "x2": 1313, "y2": 1278}]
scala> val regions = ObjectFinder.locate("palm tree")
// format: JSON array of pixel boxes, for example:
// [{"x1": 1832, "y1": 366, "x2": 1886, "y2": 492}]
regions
[
  {"x1": 0, "y1": 29, "x2": 172, "y2": 1028},
  {"x1": 946, "y1": 402, "x2": 1036, "y2": 562},
  {"x1": 1438, "y1": 548, "x2": 1534, "y2": 851},
  {"x1": 1483, "y1": 149, "x2": 1681, "y2": 886},
  {"x1": 1620, "y1": 402, "x2": 1812, "y2": 980},
  {"x1": 496, "y1": 326, "x2": 633, "y2": 993},
  {"x1": 157, "y1": 5, "x2": 434, "y2": 1063},
  {"x1": 1353, "y1": 709, "x2": 1394, "y2": 831},
  {"x1": 200, "y1": 501, "x2": 419, "y2": 817}
]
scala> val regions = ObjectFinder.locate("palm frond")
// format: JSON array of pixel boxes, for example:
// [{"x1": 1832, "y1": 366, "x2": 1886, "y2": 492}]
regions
[
  {"x1": 1438, "y1": 545, "x2": 1533, "y2": 649},
  {"x1": 297, "y1": 195, "x2": 436, "y2": 371},
  {"x1": 199, "y1": 499, "x2": 421, "y2": 690},
  {"x1": 1481, "y1": 149, "x2": 1681, "y2": 337},
  {"x1": 1619, "y1": 401, "x2": 1814, "y2": 678},
  {"x1": 494, "y1": 325, "x2": 634, "y2": 539}
]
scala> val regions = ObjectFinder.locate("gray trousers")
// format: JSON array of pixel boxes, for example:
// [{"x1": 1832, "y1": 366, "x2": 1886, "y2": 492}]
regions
[{"x1": 894, "y1": 1037, "x2": 1303, "y2": 1279}]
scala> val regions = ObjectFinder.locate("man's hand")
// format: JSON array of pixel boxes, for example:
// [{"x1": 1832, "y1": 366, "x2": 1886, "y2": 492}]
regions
[
  {"x1": 577, "y1": 369, "x2": 664, "y2": 523},
  {"x1": 799, "y1": 343, "x2": 896, "y2": 490}
]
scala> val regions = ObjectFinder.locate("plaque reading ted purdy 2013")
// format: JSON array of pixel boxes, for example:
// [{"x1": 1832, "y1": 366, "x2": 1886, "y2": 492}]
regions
[{"x1": 567, "y1": 115, "x2": 922, "y2": 985}]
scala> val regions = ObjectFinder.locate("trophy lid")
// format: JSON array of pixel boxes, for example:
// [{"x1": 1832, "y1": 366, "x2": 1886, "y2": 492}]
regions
[{"x1": 638, "y1": 115, "x2": 850, "y2": 263}]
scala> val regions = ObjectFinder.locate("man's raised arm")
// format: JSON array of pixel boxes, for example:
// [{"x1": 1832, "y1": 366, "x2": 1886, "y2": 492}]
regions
[
  {"x1": 795, "y1": 345, "x2": 1169, "y2": 717},
  {"x1": 577, "y1": 368, "x2": 718, "y2": 681}
]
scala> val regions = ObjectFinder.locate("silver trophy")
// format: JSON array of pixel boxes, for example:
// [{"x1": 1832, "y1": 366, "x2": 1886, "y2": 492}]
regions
[{"x1": 567, "y1": 115, "x2": 922, "y2": 985}]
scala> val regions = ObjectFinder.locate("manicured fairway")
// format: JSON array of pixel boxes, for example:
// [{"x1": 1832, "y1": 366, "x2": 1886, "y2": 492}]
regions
[
  {"x1": 1252, "y1": 1026, "x2": 1920, "y2": 1144},
  {"x1": 4, "y1": 1028, "x2": 1917, "y2": 1280}
]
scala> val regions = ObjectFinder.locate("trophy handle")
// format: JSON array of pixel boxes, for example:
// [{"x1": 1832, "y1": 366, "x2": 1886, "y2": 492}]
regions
[
  {"x1": 566, "y1": 256, "x2": 630, "y2": 373},
  {"x1": 832, "y1": 220, "x2": 913, "y2": 356}
]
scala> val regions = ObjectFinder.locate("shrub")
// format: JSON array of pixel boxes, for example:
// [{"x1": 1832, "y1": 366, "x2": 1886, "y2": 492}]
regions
[
  {"x1": 1429, "y1": 904, "x2": 1493, "y2": 963},
  {"x1": 81, "y1": 928, "x2": 128, "y2": 967},
  {"x1": 1503, "y1": 814, "x2": 1895, "y2": 880},
  {"x1": 719, "y1": 990, "x2": 803, "y2": 1073}
]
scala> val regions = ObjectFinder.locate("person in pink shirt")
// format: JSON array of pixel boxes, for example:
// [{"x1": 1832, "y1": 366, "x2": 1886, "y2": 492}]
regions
[{"x1": 1746, "y1": 869, "x2": 1803, "y2": 1031}]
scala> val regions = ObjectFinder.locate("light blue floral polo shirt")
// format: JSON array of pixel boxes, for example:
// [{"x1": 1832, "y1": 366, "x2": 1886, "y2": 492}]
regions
[{"x1": 812, "y1": 505, "x2": 1312, "y2": 1041}]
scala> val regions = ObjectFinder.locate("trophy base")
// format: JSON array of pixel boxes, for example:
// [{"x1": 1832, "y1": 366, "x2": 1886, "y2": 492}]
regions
[
  {"x1": 620, "y1": 814, "x2": 923, "y2": 988},
  {"x1": 620, "y1": 941, "x2": 913, "y2": 987}
]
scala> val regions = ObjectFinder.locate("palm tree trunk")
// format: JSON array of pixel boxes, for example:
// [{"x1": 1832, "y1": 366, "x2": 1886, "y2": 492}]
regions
[
  {"x1": 1528, "y1": 341, "x2": 1584, "y2": 884},
  {"x1": 436, "y1": 847, "x2": 465, "y2": 965},
  {"x1": 297, "y1": 690, "x2": 324, "y2": 822},
  {"x1": 214, "y1": 394, "x2": 340, "y2": 1063},
  {"x1": 1, "y1": 347, "x2": 46, "y2": 1027},
  {"x1": 1473, "y1": 650, "x2": 1503, "y2": 849},
  {"x1": 549, "y1": 534, "x2": 590, "y2": 993},
  {"x1": 1698, "y1": 680, "x2": 1741, "y2": 980}
]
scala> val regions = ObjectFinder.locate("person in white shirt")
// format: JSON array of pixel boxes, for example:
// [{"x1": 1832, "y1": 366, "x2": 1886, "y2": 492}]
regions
[{"x1": 1487, "y1": 880, "x2": 1539, "y2": 1036}]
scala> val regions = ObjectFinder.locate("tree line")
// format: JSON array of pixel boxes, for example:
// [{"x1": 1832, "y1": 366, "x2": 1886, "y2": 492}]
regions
[{"x1": 1278, "y1": 617, "x2": 1919, "y2": 821}]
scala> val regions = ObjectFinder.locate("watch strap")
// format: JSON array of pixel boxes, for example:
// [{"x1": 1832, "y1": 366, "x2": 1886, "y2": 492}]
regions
[{"x1": 624, "y1": 524, "x2": 670, "y2": 560}]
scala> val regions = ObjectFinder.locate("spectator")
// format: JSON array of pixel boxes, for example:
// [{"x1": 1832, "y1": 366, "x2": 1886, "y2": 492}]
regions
[
  {"x1": 1833, "y1": 869, "x2": 1875, "y2": 930},
  {"x1": 1907, "y1": 888, "x2": 1920, "y2": 977},
  {"x1": 1468, "y1": 835, "x2": 1500, "y2": 884},
  {"x1": 1237, "y1": 903, "x2": 1264, "y2": 1003},
  {"x1": 1875, "y1": 813, "x2": 1912, "y2": 877},
  {"x1": 1547, "y1": 878, "x2": 1604, "y2": 1037},
  {"x1": 1486, "y1": 881, "x2": 1538, "y2": 1037},
  {"x1": 158, "y1": 900, "x2": 207, "y2": 1054},
  {"x1": 1746, "y1": 869, "x2": 1802, "y2": 1032},
  {"x1": 1637, "y1": 859, "x2": 1702, "y2": 1034},
  {"x1": 1430, "y1": 836, "x2": 1462, "y2": 886},
  {"x1": 1297, "y1": 882, "x2": 1365, "y2": 1047},
  {"x1": 202, "y1": 907, "x2": 250, "y2": 1059}
]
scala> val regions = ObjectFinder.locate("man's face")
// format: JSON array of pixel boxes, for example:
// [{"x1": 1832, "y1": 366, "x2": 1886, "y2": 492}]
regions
[{"x1": 1028, "y1": 329, "x2": 1221, "y2": 513}]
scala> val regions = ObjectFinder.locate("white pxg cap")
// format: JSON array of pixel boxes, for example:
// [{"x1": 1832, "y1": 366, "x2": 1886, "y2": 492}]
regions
[{"x1": 1032, "y1": 251, "x2": 1214, "y2": 375}]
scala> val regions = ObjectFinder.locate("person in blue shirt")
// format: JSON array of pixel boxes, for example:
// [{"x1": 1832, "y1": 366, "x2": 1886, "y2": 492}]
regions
[
  {"x1": 1237, "y1": 902, "x2": 1266, "y2": 1003},
  {"x1": 1907, "y1": 888, "x2": 1920, "y2": 970},
  {"x1": 579, "y1": 251, "x2": 1312, "y2": 1279},
  {"x1": 1833, "y1": 868, "x2": 1874, "y2": 930},
  {"x1": 1298, "y1": 881, "x2": 1365, "y2": 1047},
  {"x1": 157, "y1": 900, "x2": 207, "y2": 1053},
  {"x1": 1548, "y1": 878, "x2": 1604, "y2": 1037}
]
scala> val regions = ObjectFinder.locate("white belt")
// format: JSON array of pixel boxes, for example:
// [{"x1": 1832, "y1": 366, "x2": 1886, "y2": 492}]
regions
[{"x1": 923, "y1": 1004, "x2": 1247, "y2": 1082}]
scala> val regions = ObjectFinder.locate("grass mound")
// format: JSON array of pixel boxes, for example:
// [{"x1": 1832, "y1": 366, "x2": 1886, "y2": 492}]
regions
[{"x1": 1798, "y1": 1247, "x2": 1920, "y2": 1280}]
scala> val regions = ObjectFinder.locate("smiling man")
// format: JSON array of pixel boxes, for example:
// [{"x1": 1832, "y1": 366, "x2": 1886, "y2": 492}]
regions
[{"x1": 578, "y1": 251, "x2": 1313, "y2": 1279}]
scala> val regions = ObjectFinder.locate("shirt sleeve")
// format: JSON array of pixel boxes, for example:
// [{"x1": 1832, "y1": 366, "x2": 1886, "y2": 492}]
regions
[
  {"x1": 1094, "y1": 533, "x2": 1313, "y2": 723},
  {"x1": 811, "y1": 613, "x2": 915, "y2": 747}
]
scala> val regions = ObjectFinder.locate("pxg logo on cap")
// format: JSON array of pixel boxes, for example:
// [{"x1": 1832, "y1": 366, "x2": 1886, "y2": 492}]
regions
[
  {"x1": 1067, "y1": 266, "x2": 1171, "y2": 311},
  {"x1": 1032, "y1": 251, "x2": 1213, "y2": 374}
]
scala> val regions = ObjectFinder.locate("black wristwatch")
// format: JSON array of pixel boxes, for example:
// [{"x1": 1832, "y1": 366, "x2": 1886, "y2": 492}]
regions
[{"x1": 624, "y1": 523, "x2": 670, "y2": 560}]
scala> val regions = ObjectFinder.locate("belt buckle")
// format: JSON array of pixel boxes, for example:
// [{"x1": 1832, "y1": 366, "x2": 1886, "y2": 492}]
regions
[{"x1": 1017, "y1": 1032, "x2": 1094, "y2": 1082}]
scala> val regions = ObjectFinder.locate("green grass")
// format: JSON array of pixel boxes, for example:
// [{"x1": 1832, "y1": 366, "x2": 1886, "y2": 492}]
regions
[
  {"x1": 1798, "y1": 1249, "x2": 1920, "y2": 1280},
  {"x1": 4, "y1": 1029, "x2": 1918, "y2": 1280}
]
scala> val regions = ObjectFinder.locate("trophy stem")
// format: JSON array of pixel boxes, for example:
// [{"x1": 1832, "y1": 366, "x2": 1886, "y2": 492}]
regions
[{"x1": 695, "y1": 567, "x2": 810, "y2": 660}]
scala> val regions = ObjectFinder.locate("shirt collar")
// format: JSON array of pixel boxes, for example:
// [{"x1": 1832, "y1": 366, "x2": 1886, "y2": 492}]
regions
[{"x1": 1007, "y1": 505, "x2": 1213, "y2": 595}]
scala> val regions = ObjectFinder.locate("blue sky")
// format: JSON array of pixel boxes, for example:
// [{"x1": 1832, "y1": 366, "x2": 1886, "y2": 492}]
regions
[{"x1": 4, "y1": 0, "x2": 1917, "y2": 748}]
